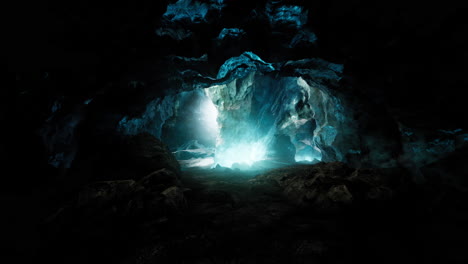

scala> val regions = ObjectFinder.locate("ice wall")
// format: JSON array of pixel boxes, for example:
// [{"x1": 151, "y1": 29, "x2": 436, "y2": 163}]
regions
[{"x1": 117, "y1": 52, "x2": 359, "y2": 169}]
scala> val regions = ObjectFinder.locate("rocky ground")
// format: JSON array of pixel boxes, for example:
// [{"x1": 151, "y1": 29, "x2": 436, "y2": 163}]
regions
[{"x1": 18, "y1": 150, "x2": 467, "y2": 264}]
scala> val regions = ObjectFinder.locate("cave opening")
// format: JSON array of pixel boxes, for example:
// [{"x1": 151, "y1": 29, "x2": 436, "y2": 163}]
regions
[
  {"x1": 119, "y1": 70, "x2": 351, "y2": 171},
  {"x1": 199, "y1": 75, "x2": 324, "y2": 170}
]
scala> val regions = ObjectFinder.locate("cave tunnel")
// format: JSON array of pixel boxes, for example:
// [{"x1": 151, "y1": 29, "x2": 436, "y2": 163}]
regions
[
  {"x1": 119, "y1": 62, "x2": 347, "y2": 171},
  {"x1": 5, "y1": 0, "x2": 468, "y2": 263},
  {"x1": 115, "y1": 51, "x2": 398, "y2": 172}
]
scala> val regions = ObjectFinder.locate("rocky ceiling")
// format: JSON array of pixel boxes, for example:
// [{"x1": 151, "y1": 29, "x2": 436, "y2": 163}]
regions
[{"x1": 5, "y1": 0, "x2": 468, "y2": 175}]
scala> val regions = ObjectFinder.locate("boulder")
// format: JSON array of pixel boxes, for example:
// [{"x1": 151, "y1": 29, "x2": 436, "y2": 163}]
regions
[
  {"x1": 161, "y1": 186, "x2": 186, "y2": 211},
  {"x1": 125, "y1": 133, "x2": 181, "y2": 179},
  {"x1": 138, "y1": 169, "x2": 180, "y2": 191},
  {"x1": 255, "y1": 162, "x2": 399, "y2": 210},
  {"x1": 77, "y1": 180, "x2": 136, "y2": 207}
]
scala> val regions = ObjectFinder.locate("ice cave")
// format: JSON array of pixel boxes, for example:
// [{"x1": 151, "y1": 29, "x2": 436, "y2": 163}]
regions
[
  {"x1": 117, "y1": 52, "x2": 369, "y2": 171},
  {"x1": 6, "y1": 0, "x2": 468, "y2": 263}
]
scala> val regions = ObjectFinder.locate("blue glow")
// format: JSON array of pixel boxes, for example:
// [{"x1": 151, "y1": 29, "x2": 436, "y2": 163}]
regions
[
  {"x1": 295, "y1": 145, "x2": 322, "y2": 163},
  {"x1": 269, "y1": 5, "x2": 308, "y2": 29},
  {"x1": 316, "y1": 126, "x2": 338, "y2": 146},
  {"x1": 403, "y1": 131, "x2": 414, "y2": 136},
  {"x1": 118, "y1": 53, "x2": 355, "y2": 169},
  {"x1": 163, "y1": 0, "x2": 224, "y2": 23},
  {"x1": 155, "y1": 27, "x2": 193, "y2": 40},
  {"x1": 217, "y1": 52, "x2": 275, "y2": 79},
  {"x1": 205, "y1": 79, "x2": 272, "y2": 168},
  {"x1": 348, "y1": 149, "x2": 361, "y2": 154},
  {"x1": 199, "y1": 92, "x2": 219, "y2": 135},
  {"x1": 289, "y1": 30, "x2": 317, "y2": 48},
  {"x1": 163, "y1": 0, "x2": 209, "y2": 23},
  {"x1": 118, "y1": 96, "x2": 176, "y2": 139},
  {"x1": 438, "y1": 128, "x2": 463, "y2": 135},
  {"x1": 463, "y1": 134, "x2": 468, "y2": 141},
  {"x1": 218, "y1": 28, "x2": 245, "y2": 40},
  {"x1": 48, "y1": 152, "x2": 64, "y2": 168},
  {"x1": 51, "y1": 99, "x2": 62, "y2": 113},
  {"x1": 407, "y1": 137, "x2": 456, "y2": 163},
  {"x1": 295, "y1": 155, "x2": 319, "y2": 163},
  {"x1": 215, "y1": 141, "x2": 268, "y2": 168}
]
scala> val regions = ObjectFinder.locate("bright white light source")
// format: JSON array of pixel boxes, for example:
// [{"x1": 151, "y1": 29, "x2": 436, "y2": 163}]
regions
[
  {"x1": 199, "y1": 97, "x2": 219, "y2": 132},
  {"x1": 295, "y1": 155, "x2": 314, "y2": 162},
  {"x1": 180, "y1": 157, "x2": 215, "y2": 168},
  {"x1": 214, "y1": 141, "x2": 267, "y2": 168},
  {"x1": 294, "y1": 153, "x2": 321, "y2": 163},
  {"x1": 202, "y1": 86, "x2": 269, "y2": 169}
]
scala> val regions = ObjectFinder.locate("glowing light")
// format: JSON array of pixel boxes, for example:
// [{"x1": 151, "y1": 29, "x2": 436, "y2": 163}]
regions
[
  {"x1": 294, "y1": 153, "x2": 320, "y2": 163},
  {"x1": 180, "y1": 157, "x2": 215, "y2": 168},
  {"x1": 199, "y1": 96, "x2": 219, "y2": 133},
  {"x1": 214, "y1": 141, "x2": 267, "y2": 168}
]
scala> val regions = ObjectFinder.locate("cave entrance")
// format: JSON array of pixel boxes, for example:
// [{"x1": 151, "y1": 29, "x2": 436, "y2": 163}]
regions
[
  {"x1": 159, "y1": 85, "x2": 274, "y2": 170},
  {"x1": 118, "y1": 54, "x2": 353, "y2": 171},
  {"x1": 119, "y1": 73, "x2": 347, "y2": 171},
  {"x1": 159, "y1": 89, "x2": 219, "y2": 169},
  {"x1": 164, "y1": 74, "x2": 326, "y2": 170}
]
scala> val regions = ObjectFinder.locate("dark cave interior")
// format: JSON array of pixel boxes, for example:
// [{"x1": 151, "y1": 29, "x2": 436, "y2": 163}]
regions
[{"x1": 4, "y1": 0, "x2": 468, "y2": 263}]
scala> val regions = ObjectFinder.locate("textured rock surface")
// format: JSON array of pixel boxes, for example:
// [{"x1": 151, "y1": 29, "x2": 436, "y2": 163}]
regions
[
  {"x1": 35, "y1": 165, "x2": 465, "y2": 264},
  {"x1": 7, "y1": 0, "x2": 464, "y2": 174},
  {"x1": 254, "y1": 162, "x2": 399, "y2": 210},
  {"x1": 116, "y1": 49, "x2": 400, "y2": 169},
  {"x1": 59, "y1": 132, "x2": 181, "y2": 188},
  {"x1": 125, "y1": 133, "x2": 181, "y2": 178},
  {"x1": 4, "y1": 0, "x2": 468, "y2": 263}
]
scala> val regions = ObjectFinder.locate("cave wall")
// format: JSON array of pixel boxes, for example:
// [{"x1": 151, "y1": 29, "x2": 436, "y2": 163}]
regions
[
  {"x1": 5, "y1": 1, "x2": 468, "y2": 262},
  {"x1": 5, "y1": 0, "x2": 468, "y2": 181},
  {"x1": 116, "y1": 49, "x2": 402, "y2": 168}
]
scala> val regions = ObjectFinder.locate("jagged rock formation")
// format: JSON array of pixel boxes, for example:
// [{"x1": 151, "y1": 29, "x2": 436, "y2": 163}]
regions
[
  {"x1": 254, "y1": 162, "x2": 404, "y2": 210},
  {"x1": 4, "y1": 0, "x2": 468, "y2": 263},
  {"x1": 117, "y1": 50, "x2": 398, "y2": 169},
  {"x1": 6, "y1": 0, "x2": 464, "y2": 174},
  {"x1": 39, "y1": 133, "x2": 186, "y2": 263}
]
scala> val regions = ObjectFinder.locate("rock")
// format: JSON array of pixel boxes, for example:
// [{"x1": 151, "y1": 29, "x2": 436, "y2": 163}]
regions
[
  {"x1": 295, "y1": 240, "x2": 327, "y2": 256},
  {"x1": 266, "y1": 3, "x2": 308, "y2": 30},
  {"x1": 138, "y1": 169, "x2": 179, "y2": 191},
  {"x1": 289, "y1": 29, "x2": 317, "y2": 48},
  {"x1": 347, "y1": 168, "x2": 399, "y2": 201},
  {"x1": 217, "y1": 28, "x2": 246, "y2": 40},
  {"x1": 161, "y1": 186, "x2": 186, "y2": 210},
  {"x1": 255, "y1": 162, "x2": 352, "y2": 207},
  {"x1": 196, "y1": 190, "x2": 235, "y2": 205},
  {"x1": 126, "y1": 133, "x2": 181, "y2": 179},
  {"x1": 327, "y1": 185, "x2": 353, "y2": 204},
  {"x1": 270, "y1": 134, "x2": 296, "y2": 163},
  {"x1": 366, "y1": 186, "x2": 393, "y2": 201},
  {"x1": 216, "y1": 51, "x2": 276, "y2": 80},
  {"x1": 77, "y1": 180, "x2": 136, "y2": 207},
  {"x1": 348, "y1": 168, "x2": 383, "y2": 185},
  {"x1": 173, "y1": 149, "x2": 213, "y2": 160},
  {"x1": 255, "y1": 162, "x2": 396, "y2": 210},
  {"x1": 419, "y1": 145, "x2": 468, "y2": 190},
  {"x1": 66, "y1": 158, "x2": 185, "y2": 231}
]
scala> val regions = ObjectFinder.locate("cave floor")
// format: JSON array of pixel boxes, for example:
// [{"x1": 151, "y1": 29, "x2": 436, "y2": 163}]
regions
[
  {"x1": 164, "y1": 167, "x2": 341, "y2": 263},
  {"x1": 27, "y1": 166, "x2": 468, "y2": 264},
  {"x1": 144, "y1": 167, "x2": 468, "y2": 264}
]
